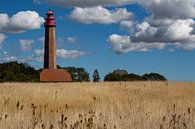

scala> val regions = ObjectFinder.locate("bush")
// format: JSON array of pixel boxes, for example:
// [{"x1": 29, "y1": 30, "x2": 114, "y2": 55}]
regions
[
  {"x1": 104, "y1": 71, "x2": 167, "y2": 82},
  {"x1": 0, "y1": 61, "x2": 39, "y2": 82}
]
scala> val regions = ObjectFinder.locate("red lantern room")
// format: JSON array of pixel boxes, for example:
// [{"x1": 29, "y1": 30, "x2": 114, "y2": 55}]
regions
[{"x1": 45, "y1": 10, "x2": 56, "y2": 27}]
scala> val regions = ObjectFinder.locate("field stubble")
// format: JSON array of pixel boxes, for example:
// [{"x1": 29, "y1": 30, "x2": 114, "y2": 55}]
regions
[{"x1": 0, "y1": 82, "x2": 195, "y2": 129}]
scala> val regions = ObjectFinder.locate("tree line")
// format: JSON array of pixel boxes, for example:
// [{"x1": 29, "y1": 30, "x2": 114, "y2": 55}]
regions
[{"x1": 0, "y1": 61, "x2": 167, "y2": 82}]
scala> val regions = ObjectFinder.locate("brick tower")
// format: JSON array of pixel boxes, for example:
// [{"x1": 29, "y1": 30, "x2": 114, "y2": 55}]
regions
[{"x1": 40, "y1": 10, "x2": 72, "y2": 82}]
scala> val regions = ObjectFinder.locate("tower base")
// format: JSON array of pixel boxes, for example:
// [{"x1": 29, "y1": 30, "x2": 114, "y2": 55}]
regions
[{"x1": 40, "y1": 69, "x2": 72, "y2": 82}]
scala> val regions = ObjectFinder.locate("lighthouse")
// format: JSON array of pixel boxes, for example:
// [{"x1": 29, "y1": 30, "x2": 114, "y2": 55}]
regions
[{"x1": 40, "y1": 10, "x2": 72, "y2": 82}]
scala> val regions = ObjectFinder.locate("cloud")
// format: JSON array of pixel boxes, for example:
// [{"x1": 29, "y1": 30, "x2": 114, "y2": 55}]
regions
[
  {"x1": 33, "y1": 0, "x2": 134, "y2": 7},
  {"x1": 108, "y1": 18, "x2": 195, "y2": 53},
  {"x1": 108, "y1": 34, "x2": 166, "y2": 53},
  {"x1": 106, "y1": 0, "x2": 195, "y2": 53},
  {"x1": 56, "y1": 37, "x2": 76, "y2": 44},
  {"x1": 0, "y1": 33, "x2": 6, "y2": 49},
  {"x1": 174, "y1": 42, "x2": 195, "y2": 51},
  {"x1": 33, "y1": 0, "x2": 45, "y2": 4},
  {"x1": 2, "y1": 56, "x2": 17, "y2": 62},
  {"x1": 0, "y1": 14, "x2": 9, "y2": 28},
  {"x1": 2, "y1": 51, "x2": 8, "y2": 55},
  {"x1": 34, "y1": 49, "x2": 44, "y2": 55},
  {"x1": 132, "y1": 19, "x2": 195, "y2": 43},
  {"x1": 120, "y1": 20, "x2": 133, "y2": 29},
  {"x1": 34, "y1": 0, "x2": 195, "y2": 19},
  {"x1": 140, "y1": 0, "x2": 195, "y2": 20},
  {"x1": 19, "y1": 39, "x2": 34, "y2": 51},
  {"x1": 37, "y1": 36, "x2": 76, "y2": 45},
  {"x1": 67, "y1": 37, "x2": 76, "y2": 43},
  {"x1": 34, "y1": 0, "x2": 195, "y2": 18},
  {"x1": 21, "y1": 49, "x2": 87, "y2": 62},
  {"x1": 0, "y1": 11, "x2": 44, "y2": 33},
  {"x1": 31, "y1": 49, "x2": 44, "y2": 62},
  {"x1": 33, "y1": 0, "x2": 195, "y2": 19},
  {"x1": 108, "y1": 21, "x2": 195, "y2": 53},
  {"x1": 56, "y1": 38, "x2": 66, "y2": 44},
  {"x1": 70, "y1": 6, "x2": 133, "y2": 24},
  {"x1": 57, "y1": 49, "x2": 86, "y2": 59},
  {"x1": 0, "y1": 51, "x2": 17, "y2": 62},
  {"x1": 20, "y1": 49, "x2": 44, "y2": 62}
]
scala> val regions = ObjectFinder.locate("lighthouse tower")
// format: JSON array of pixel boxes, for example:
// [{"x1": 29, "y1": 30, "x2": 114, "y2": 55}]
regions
[{"x1": 40, "y1": 10, "x2": 72, "y2": 82}]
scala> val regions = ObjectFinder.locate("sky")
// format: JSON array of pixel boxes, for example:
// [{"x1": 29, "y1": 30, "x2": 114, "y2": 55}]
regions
[{"x1": 0, "y1": 0, "x2": 195, "y2": 81}]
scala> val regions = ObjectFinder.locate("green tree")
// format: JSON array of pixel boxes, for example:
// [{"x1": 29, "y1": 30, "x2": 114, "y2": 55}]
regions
[
  {"x1": 104, "y1": 70, "x2": 167, "y2": 82},
  {"x1": 78, "y1": 68, "x2": 90, "y2": 82},
  {"x1": 104, "y1": 72, "x2": 142, "y2": 81},
  {"x1": 142, "y1": 73, "x2": 167, "y2": 81},
  {"x1": 64, "y1": 67, "x2": 90, "y2": 82},
  {"x1": 93, "y1": 69, "x2": 100, "y2": 82},
  {"x1": 104, "y1": 73, "x2": 121, "y2": 81},
  {"x1": 0, "y1": 70, "x2": 16, "y2": 82},
  {"x1": 0, "y1": 61, "x2": 39, "y2": 82}
]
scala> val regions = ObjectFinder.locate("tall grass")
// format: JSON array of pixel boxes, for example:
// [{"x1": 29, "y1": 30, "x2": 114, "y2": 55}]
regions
[{"x1": 0, "y1": 82, "x2": 195, "y2": 129}]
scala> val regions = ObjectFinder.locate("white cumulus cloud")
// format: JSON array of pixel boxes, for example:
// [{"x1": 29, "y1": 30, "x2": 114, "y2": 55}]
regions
[
  {"x1": 70, "y1": 6, "x2": 133, "y2": 24},
  {"x1": 108, "y1": 34, "x2": 166, "y2": 53},
  {"x1": 132, "y1": 19, "x2": 195, "y2": 43},
  {"x1": 108, "y1": 18, "x2": 195, "y2": 53},
  {"x1": 140, "y1": 0, "x2": 195, "y2": 20},
  {"x1": 120, "y1": 20, "x2": 133, "y2": 29},
  {"x1": 0, "y1": 11, "x2": 44, "y2": 33},
  {"x1": 174, "y1": 42, "x2": 195, "y2": 51},
  {"x1": 57, "y1": 49, "x2": 86, "y2": 59}
]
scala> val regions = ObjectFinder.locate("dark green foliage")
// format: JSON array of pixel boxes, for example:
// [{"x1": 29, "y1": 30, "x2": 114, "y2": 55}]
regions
[
  {"x1": 63, "y1": 67, "x2": 90, "y2": 82},
  {"x1": 104, "y1": 71, "x2": 167, "y2": 81},
  {"x1": 142, "y1": 73, "x2": 167, "y2": 81},
  {"x1": 93, "y1": 69, "x2": 100, "y2": 82},
  {"x1": 127, "y1": 74, "x2": 143, "y2": 81},
  {"x1": 104, "y1": 73, "x2": 121, "y2": 81},
  {"x1": 104, "y1": 73, "x2": 142, "y2": 81},
  {"x1": 0, "y1": 61, "x2": 39, "y2": 82}
]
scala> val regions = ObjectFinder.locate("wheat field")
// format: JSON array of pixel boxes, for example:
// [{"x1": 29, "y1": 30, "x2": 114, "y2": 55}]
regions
[{"x1": 0, "y1": 82, "x2": 195, "y2": 129}]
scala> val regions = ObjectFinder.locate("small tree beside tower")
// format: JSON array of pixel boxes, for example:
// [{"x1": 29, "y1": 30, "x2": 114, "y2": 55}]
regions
[{"x1": 93, "y1": 69, "x2": 100, "y2": 82}]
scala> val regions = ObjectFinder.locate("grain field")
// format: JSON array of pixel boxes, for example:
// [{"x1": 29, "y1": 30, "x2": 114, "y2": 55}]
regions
[{"x1": 0, "y1": 82, "x2": 195, "y2": 129}]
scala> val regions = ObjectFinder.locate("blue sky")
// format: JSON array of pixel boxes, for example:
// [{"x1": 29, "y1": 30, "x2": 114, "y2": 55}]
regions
[{"x1": 0, "y1": 0, "x2": 195, "y2": 81}]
